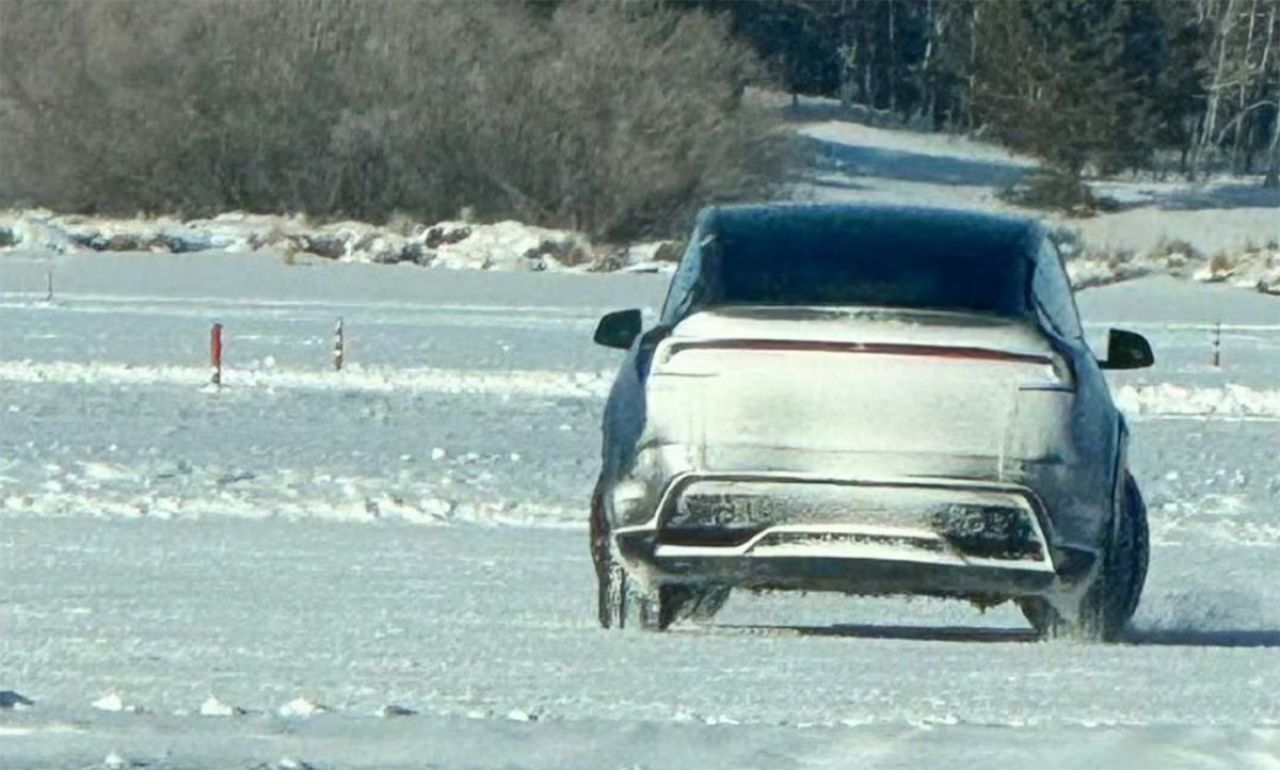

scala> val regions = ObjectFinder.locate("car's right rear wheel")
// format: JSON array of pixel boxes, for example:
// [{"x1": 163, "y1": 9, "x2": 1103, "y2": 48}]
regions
[{"x1": 1022, "y1": 472, "x2": 1148, "y2": 642}]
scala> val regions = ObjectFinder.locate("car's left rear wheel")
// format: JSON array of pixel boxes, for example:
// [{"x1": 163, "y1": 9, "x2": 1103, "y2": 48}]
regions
[
  {"x1": 597, "y1": 557, "x2": 662, "y2": 630},
  {"x1": 590, "y1": 483, "x2": 730, "y2": 631},
  {"x1": 591, "y1": 486, "x2": 660, "y2": 630},
  {"x1": 597, "y1": 564, "x2": 728, "y2": 631}
]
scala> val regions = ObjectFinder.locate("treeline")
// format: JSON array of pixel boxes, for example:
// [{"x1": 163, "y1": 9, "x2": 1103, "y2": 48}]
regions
[
  {"x1": 702, "y1": 0, "x2": 1280, "y2": 187},
  {"x1": 2, "y1": 0, "x2": 1274, "y2": 233},
  {"x1": 0, "y1": 0, "x2": 781, "y2": 239}
]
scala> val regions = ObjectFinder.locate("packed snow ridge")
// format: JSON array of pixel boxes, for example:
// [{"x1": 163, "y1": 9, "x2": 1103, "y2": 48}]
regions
[
  {"x1": 1115, "y1": 383, "x2": 1280, "y2": 421},
  {"x1": 0, "y1": 360, "x2": 612, "y2": 399},
  {"x1": 0, "y1": 209, "x2": 680, "y2": 274},
  {"x1": 1056, "y1": 228, "x2": 1280, "y2": 295},
  {"x1": 3, "y1": 208, "x2": 1276, "y2": 291}
]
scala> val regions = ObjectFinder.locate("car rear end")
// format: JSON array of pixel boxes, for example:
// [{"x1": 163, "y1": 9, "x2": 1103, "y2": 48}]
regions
[
  {"x1": 601, "y1": 205, "x2": 1101, "y2": 605},
  {"x1": 609, "y1": 306, "x2": 1078, "y2": 601}
]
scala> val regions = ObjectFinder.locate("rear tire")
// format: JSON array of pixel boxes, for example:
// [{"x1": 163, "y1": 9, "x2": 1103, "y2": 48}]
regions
[
  {"x1": 1022, "y1": 473, "x2": 1148, "y2": 642},
  {"x1": 590, "y1": 483, "x2": 730, "y2": 631},
  {"x1": 598, "y1": 557, "x2": 661, "y2": 630},
  {"x1": 591, "y1": 486, "x2": 661, "y2": 630}
]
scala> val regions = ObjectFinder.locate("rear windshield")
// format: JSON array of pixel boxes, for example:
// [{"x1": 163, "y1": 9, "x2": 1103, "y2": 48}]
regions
[{"x1": 705, "y1": 219, "x2": 1030, "y2": 317}]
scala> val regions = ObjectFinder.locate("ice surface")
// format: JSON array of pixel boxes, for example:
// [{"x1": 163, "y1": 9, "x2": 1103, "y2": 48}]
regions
[{"x1": 0, "y1": 253, "x2": 1276, "y2": 767}]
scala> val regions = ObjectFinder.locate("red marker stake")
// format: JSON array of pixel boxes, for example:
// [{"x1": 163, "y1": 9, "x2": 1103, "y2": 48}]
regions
[{"x1": 211, "y1": 322, "x2": 224, "y2": 387}]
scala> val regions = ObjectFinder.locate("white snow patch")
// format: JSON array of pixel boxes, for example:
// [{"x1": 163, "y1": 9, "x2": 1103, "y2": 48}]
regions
[
  {"x1": 0, "y1": 464, "x2": 582, "y2": 527},
  {"x1": 0, "y1": 209, "x2": 599, "y2": 272},
  {"x1": 0, "y1": 726, "x2": 36, "y2": 736},
  {"x1": 0, "y1": 360, "x2": 611, "y2": 399},
  {"x1": 789, "y1": 102, "x2": 1278, "y2": 280},
  {"x1": 800, "y1": 120, "x2": 1034, "y2": 167},
  {"x1": 198, "y1": 695, "x2": 242, "y2": 717},
  {"x1": 1068, "y1": 243, "x2": 1280, "y2": 292},
  {"x1": 102, "y1": 752, "x2": 133, "y2": 769},
  {"x1": 91, "y1": 693, "x2": 126, "y2": 713},
  {"x1": 277, "y1": 697, "x2": 328, "y2": 718},
  {"x1": 1116, "y1": 384, "x2": 1280, "y2": 421},
  {"x1": 430, "y1": 220, "x2": 590, "y2": 271}
]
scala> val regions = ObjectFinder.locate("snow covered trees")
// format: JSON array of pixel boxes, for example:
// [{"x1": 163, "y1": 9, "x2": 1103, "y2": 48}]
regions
[{"x1": 972, "y1": 0, "x2": 1159, "y2": 209}]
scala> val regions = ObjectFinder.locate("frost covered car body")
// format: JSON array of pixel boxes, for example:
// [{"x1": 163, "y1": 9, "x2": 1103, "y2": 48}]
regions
[{"x1": 591, "y1": 204, "x2": 1153, "y2": 640}]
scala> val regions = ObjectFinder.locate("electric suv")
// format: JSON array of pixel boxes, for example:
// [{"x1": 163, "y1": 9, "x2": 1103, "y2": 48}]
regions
[{"x1": 590, "y1": 204, "x2": 1153, "y2": 641}]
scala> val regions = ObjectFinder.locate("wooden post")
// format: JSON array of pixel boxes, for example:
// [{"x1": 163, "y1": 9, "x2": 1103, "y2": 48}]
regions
[
  {"x1": 211, "y1": 323, "x2": 224, "y2": 387},
  {"x1": 333, "y1": 317, "x2": 345, "y2": 372}
]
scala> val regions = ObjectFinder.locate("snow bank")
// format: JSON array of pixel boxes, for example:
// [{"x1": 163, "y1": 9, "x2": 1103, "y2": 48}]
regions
[
  {"x1": 198, "y1": 696, "x2": 243, "y2": 717},
  {"x1": 0, "y1": 360, "x2": 612, "y2": 399},
  {"x1": 3, "y1": 207, "x2": 1273, "y2": 291},
  {"x1": 1057, "y1": 227, "x2": 1280, "y2": 294},
  {"x1": 278, "y1": 697, "x2": 328, "y2": 718},
  {"x1": 1115, "y1": 383, "x2": 1280, "y2": 421},
  {"x1": 0, "y1": 209, "x2": 677, "y2": 274},
  {"x1": 1192, "y1": 248, "x2": 1280, "y2": 295}
]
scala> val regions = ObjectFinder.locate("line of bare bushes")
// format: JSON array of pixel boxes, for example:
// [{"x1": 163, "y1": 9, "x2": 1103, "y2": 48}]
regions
[{"x1": 0, "y1": 0, "x2": 785, "y2": 241}]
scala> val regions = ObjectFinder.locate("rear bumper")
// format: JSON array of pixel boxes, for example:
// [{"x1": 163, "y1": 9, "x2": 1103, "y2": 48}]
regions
[
  {"x1": 621, "y1": 546, "x2": 1059, "y2": 598},
  {"x1": 612, "y1": 472, "x2": 1091, "y2": 601}
]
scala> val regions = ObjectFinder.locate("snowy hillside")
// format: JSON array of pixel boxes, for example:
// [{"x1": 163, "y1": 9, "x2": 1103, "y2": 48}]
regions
[
  {"x1": 789, "y1": 112, "x2": 1279, "y2": 293},
  {"x1": 1, "y1": 250, "x2": 1277, "y2": 768}
]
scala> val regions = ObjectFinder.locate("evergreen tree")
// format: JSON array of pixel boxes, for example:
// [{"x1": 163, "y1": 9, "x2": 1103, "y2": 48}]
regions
[{"x1": 974, "y1": 0, "x2": 1154, "y2": 181}]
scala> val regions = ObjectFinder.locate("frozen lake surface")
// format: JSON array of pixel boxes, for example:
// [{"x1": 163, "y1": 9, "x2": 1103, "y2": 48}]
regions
[{"x1": 0, "y1": 253, "x2": 1277, "y2": 769}]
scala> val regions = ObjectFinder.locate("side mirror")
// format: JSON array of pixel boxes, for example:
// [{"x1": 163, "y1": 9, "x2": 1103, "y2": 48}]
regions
[
  {"x1": 1101, "y1": 328, "x2": 1154, "y2": 370},
  {"x1": 594, "y1": 309, "x2": 643, "y2": 350}
]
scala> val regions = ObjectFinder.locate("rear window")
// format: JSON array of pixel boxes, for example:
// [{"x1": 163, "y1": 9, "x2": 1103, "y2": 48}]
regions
[{"x1": 706, "y1": 217, "x2": 1031, "y2": 317}]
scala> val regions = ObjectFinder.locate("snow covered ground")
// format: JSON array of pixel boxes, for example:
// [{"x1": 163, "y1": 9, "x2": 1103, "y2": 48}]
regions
[
  {"x1": 1, "y1": 102, "x2": 1277, "y2": 769},
  {"x1": 1, "y1": 250, "x2": 1278, "y2": 768},
  {"x1": 791, "y1": 114, "x2": 1279, "y2": 256}
]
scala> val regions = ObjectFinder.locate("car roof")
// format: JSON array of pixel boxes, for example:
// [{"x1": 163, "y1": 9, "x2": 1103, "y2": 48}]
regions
[{"x1": 700, "y1": 203, "x2": 1041, "y2": 261}]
